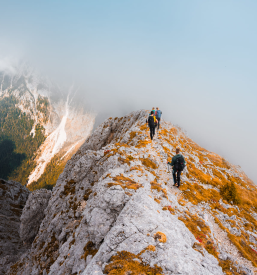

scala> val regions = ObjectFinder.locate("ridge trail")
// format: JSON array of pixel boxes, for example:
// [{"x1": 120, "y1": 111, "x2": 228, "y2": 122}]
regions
[
  {"x1": 6, "y1": 110, "x2": 257, "y2": 275},
  {"x1": 147, "y1": 125, "x2": 257, "y2": 274}
]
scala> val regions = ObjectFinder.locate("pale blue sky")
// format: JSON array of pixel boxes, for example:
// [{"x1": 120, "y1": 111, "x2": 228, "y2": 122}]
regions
[{"x1": 0, "y1": 0, "x2": 256, "y2": 182}]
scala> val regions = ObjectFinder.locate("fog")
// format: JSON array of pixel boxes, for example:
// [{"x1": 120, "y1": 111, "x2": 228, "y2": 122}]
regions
[{"x1": 0, "y1": 0, "x2": 256, "y2": 183}]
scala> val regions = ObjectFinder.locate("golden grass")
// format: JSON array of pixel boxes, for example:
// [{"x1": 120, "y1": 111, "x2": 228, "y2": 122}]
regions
[
  {"x1": 104, "y1": 251, "x2": 163, "y2": 275},
  {"x1": 108, "y1": 175, "x2": 142, "y2": 190},
  {"x1": 154, "y1": 232, "x2": 167, "y2": 243},
  {"x1": 146, "y1": 245, "x2": 156, "y2": 252},
  {"x1": 228, "y1": 233, "x2": 257, "y2": 267},
  {"x1": 118, "y1": 155, "x2": 134, "y2": 165},
  {"x1": 139, "y1": 124, "x2": 148, "y2": 131},
  {"x1": 151, "y1": 181, "x2": 168, "y2": 199},
  {"x1": 163, "y1": 205, "x2": 176, "y2": 215},
  {"x1": 129, "y1": 131, "x2": 137, "y2": 140},
  {"x1": 187, "y1": 163, "x2": 215, "y2": 185},
  {"x1": 154, "y1": 198, "x2": 161, "y2": 204},
  {"x1": 219, "y1": 259, "x2": 247, "y2": 275},
  {"x1": 158, "y1": 129, "x2": 169, "y2": 137},
  {"x1": 179, "y1": 213, "x2": 218, "y2": 258},
  {"x1": 169, "y1": 127, "x2": 178, "y2": 135},
  {"x1": 115, "y1": 142, "x2": 130, "y2": 148},
  {"x1": 135, "y1": 140, "x2": 151, "y2": 148},
  {"x1": 140, "y1": 158, "x2": 158, "y2": 169},
  {"x1": 180, "y1": 181, "x2": 221, "y2": 206}
]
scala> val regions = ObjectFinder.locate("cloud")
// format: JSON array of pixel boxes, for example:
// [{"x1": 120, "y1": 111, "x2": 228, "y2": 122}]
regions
[{"x1": 0, "y1": 57, "x2": 18, "y2": 75}]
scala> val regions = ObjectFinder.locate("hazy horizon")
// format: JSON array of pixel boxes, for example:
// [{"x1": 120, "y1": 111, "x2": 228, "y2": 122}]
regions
[{"x1": 0, "y1": 0, "x2": 256, "y2": 183}]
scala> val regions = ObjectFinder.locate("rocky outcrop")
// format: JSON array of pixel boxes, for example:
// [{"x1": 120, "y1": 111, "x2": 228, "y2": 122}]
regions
[
  {"x1": 6, "y1": 110, "x2": 257, "y2": 274},
  {"x1": 20, "y1": 189, "x2": 52, "y2": 244},
  {"x1": 0, "y1": 179, "x2": 30, "y2": 275}
]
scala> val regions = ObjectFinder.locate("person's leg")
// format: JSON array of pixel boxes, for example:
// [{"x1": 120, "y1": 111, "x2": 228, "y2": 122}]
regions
[
  {"x1": 153, "y1": 125, "x2": 155, "y2": 137},
  {"x1": 172, "y1": 169, "x2": 177, "y2": 185},
  {"x1": 177, "y1": 171, "x2": 181, "y2": 187},
  {"x1": 157, "y1": 117, "x2": 161, "y2": 129},
  {"x1": 150, "y1": 127, "x2": 154, "y2": 140}
]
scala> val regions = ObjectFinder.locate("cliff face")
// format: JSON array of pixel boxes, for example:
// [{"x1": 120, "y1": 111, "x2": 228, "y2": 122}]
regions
[
  {"x1": 0, "y1": 179, "x2": 30, "y2": 275},
  {"x1": 6, "y1": 110, "x2": 257, "y2": 275}
]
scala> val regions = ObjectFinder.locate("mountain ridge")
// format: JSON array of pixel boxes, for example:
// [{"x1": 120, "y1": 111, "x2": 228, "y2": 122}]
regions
[{"x1": 2, "y1": 110, "x2": 257, "y2": 275}]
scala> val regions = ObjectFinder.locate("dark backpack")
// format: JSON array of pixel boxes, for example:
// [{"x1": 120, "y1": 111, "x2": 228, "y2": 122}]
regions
[
  {"x1": 174, "y1": 155, "x2": 185, "y2": 171},
  {"x1": 148, "y1": 116, "x2": 155, "y2": 127}
]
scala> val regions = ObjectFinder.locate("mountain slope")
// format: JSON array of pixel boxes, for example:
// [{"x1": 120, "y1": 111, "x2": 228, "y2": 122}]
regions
[
  {"x1": 0, "y1": 68, "x2": 95, "y2": 189},
  {"x1": 7, "y1": 110, "x2": 257, "y2": 275}
]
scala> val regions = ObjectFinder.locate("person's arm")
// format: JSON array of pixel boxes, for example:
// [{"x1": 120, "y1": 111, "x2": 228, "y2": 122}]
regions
[
  {"x1": 182, "y1": 155, "x2": 186, "y2": 164},
  {"x1": 170, "y1": 156, "x2": 175, "y2": 167}
]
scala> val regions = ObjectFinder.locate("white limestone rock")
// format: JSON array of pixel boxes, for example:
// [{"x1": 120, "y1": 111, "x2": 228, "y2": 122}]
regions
[{"x1": 20, "y1": 189, "x2": 52, "y2": 244}]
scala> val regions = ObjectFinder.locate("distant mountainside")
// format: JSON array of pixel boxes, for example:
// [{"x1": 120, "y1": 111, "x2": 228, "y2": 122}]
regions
[
  {"x1": 3, "y1": 110, "x2": 256, "y2": 275},
  {"x1": 0, "y1": 67, "x2": 95, "y2": 190}
]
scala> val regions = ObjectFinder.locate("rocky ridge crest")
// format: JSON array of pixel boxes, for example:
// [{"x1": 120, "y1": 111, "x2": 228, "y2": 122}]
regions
[{"x1": 6, "y1": 110, "x2": 257, "y2": 275}]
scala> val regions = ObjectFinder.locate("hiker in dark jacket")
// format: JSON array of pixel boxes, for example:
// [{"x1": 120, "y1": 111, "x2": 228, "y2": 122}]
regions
[
  {"x1": 167, "y1": 148, "x2": 186, "y2": 188},
  {"x1": 155, "y1": 107, "x2": 162, "y2": 130},
  {"x1": 147, "y1": 111, "x2": 158, "y2": 140}
]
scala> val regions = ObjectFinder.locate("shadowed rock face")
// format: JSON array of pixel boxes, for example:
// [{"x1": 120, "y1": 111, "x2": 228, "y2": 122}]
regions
[
  {"x1": 0, "y1": 179, "x2": 30, "y2": 275},
  {"x1": 5, "y1": 110, "x2": 257, "y2": 275},
  {"x1": 20, "y1": 189, "x2": 52, "y2": 244}
]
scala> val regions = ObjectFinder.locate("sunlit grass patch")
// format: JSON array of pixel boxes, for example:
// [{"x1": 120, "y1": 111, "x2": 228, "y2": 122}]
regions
[
  {"x1": 140, "y1": 158, "x2": 158, "y2": 169},
  {"x1": 162, "y1": 205, "x2": 176, "y2": 215},
  {"x1": 179, "y1": 213, "x2": 218, "y2": 258},
  {"x1": 154, "y1": 231, "x2": 167, "y2": 243},
  {"x1": 151, "y1": 181, "x2": 168, "y2": 199},
  {"x1": 139, "y1": 123, "x2": 148, "y2": 131},
  {"x1": 180, "y1": 181, "x2": 221, "y2": 206},
  {"x1": 227, "y1": 232, "x2": 257, "y2": 267},
  {"x1": 108, "y1": 175, "x2": 142, "y2": 190},
  {"x1": 104, "y1": 250, "x2": 163, "y2": 275},
  {"x1": 154, "y1": 198, "x2": 161, "y2": 204},
  {"x1": 118, "y1": 155, "x2": 134, "y2": 165},
  {"x1": 135, "y1": 140, "x2": 151, "y2": 148}
]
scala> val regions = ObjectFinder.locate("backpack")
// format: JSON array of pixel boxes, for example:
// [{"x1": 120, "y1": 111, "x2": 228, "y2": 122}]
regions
[
  {"x1": 153, "y1": 116, "x2": 158, "y2": 126},
  {"x1": 174, "y1": 155, "x2": 185, "y2": 171},
  {"x1": 148, "y1": 116, "x2": 155, "y2": 127}
]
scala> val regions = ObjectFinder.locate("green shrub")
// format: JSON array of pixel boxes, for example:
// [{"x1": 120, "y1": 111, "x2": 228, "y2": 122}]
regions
[{"x1": 220, "y1": 181, "x2": 241, "y2": 205}]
